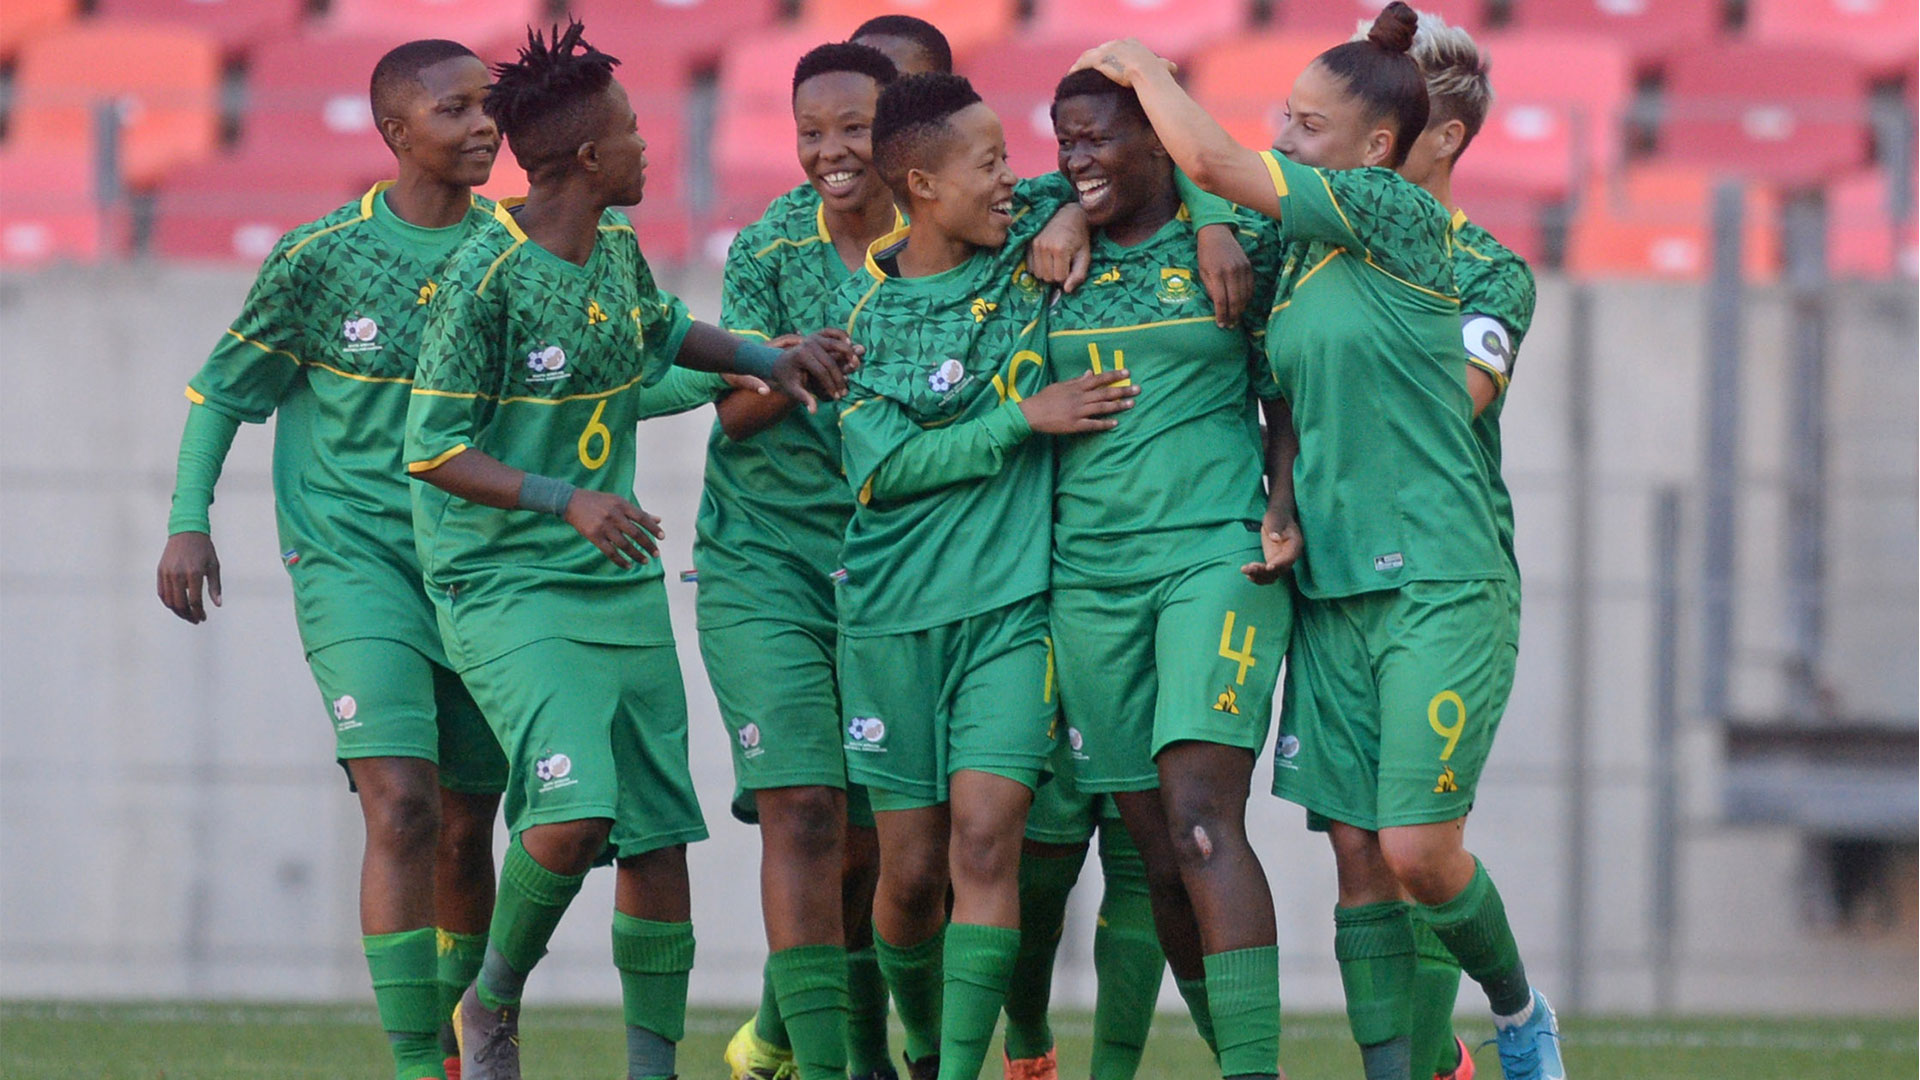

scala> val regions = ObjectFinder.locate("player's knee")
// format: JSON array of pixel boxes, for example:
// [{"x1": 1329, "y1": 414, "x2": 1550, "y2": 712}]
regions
[
  {"x1": 948, "y1": 815, "x2": 1021, "y2": 890},
  {"x1": 761, "y1": 788, "x2": 845, "y2": 863},
  {"x1": 527, "y1": 819, "x2": 612, "y2": 875},
  {"x1": 1377, "y1": 832, "x2": 1462, "y2": 903},
  {"x1": 365, "y1": 785, "x2": 441, "y2": 857},
  {"x1": 1163, "y1": 794, "x2": 1242, "y2": 870}
]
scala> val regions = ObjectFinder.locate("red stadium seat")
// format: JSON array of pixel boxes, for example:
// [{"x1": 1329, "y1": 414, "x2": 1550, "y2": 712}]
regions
[
  {"x1": 94, "y1": 0, "x2": 305, "y2": 53},
  {"x1": 562, "y1": 0, "x2": 781, "y2": 76},
  {"x1": 1505, "y1": 0, "x2": 1721, "y2": 68},
  {"x1": 323, "y1": 0, "x2": 538, "y2": 54},
  {"x1": 1189, "y1": 34, "x2": 1327, "y2": 150},
  {"x1": 1451, "y1": 176, "x2": 1548, "y2": 266},
  {"x1": 712, "y1": 31, "x2": 818, "y2": 228},
  {"x1": 1455, "y1": 33, "x2": 1632, "y2": 202},
  {"x1": 1567, "y1": 164, "x2": 1780, "y2": 280},
  {"x1": 0, "y1": 149, "x2": 116, "y2": 265},
  {"x1": 1027, "y1": 0, "x2": 1249, "y2": 62},
  {"x1": 799, "y1": 0, "x2": 1019, "y2": 58},
  {"x1": 10, "y1": 22, "x2": 223, "y2": 188},
  {"x1": 0, "y1": 0, "x2": 75, "y2": 59},
  {"x1": 1748, "y1": 0, "x2": 1918, "y2": 76},
  {"x1": 242, "y1": 35, "x2": 406, "y2": 182},
  {"x1": 961, "y1": 39, "x2": 1091, "y2": 179},
  {"x1": 151, "y1": 153, "x2": 365, "y2": 260},
  {"x1": 1658, "y1": 44, "x2": 1870, "y2": 187},
  {"x1": 1826, "y1": 167, "x2": 1910, "y2": 279},
  {"x1": 1273, "y1": 0, "x2": 1483, "y2": 37}
]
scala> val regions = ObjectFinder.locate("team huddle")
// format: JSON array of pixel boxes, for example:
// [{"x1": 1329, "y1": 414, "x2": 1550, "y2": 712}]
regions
[{"x1": 155, "y1": 5, "x2": 1551, "y2": 1080}]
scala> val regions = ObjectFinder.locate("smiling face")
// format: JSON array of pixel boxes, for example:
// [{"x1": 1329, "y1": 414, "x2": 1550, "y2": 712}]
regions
[
  {"x1": 906, "y1": 102, "x2": 1017, "y2": 249},
  {"x1": 1053, "y1": 92, "x2": 1169, "y2": 233},
  {"x1": 795, "y1": 70, "x2": 889, "y2": 217},
  {"x1": 1273, "y1": 60, "x2": 1397, "y2": 171},
  {"x1": 391, "y1": 54, "x2": 499, "y2": 187},
  {"x1": 586, "y1": 79, "x2": 650, "y2": 206}
]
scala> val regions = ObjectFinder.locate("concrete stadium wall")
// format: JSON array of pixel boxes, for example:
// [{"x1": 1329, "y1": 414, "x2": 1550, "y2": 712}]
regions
[{"x1": 0, "y1": 264, "x2": 1913, "y2": 1017}]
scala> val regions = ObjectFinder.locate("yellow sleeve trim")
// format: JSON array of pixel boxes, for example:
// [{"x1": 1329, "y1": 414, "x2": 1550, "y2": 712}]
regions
[
  {"x1": 728, "y1": 328, "x2": 772, "y2": 340},
  {"x1": 407, "y1": 444, "x2": 469, "y2": 474},
  {"x1": 857, "y1": 475, "x2": 874, "y2": 506},
  {"x1": 1466, "y1": 356, "x2": 1511, "y2": 393},
  {"x1": 183, "y1": 386, "x2": 206, "y2": 404},
  {"x1": 305, "y1": 360, "x2": 413, "y2": 386},
  {"x1": 1261, "y1": 150, "x2": 1289, "y2": 199},
  {"x1": 225, "y1": 328, "x2": 303, "y2": 366}
]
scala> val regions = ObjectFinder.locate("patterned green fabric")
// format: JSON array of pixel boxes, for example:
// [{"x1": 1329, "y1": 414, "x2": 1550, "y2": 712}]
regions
[
  {"x1": 696, "y1": 184, "x2": 885, "y2": 633},
  {"x1": 1258, "y1": 150, "x2": 1503, "y2": 600},
  {"x1": 406, "y1": 203, "x2": 694, "y2": 671},
  {"x1": 1047, "y1": 207, "x2": 1284, "y2": 588},
  {"x1": 1453, "y1": 214, "x2": 1537, "y2": 579},
  {"x1": 183, "y1": 184, "x2": 493, "y2": 659},
  {"x1": 832, "y1": 174, "x2": 1074, "y2": 635}
]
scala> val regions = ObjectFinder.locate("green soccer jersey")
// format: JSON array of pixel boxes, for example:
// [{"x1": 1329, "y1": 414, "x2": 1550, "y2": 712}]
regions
[
  {"x1": 1452, "y1": 211, "x2": 1537, "y2": 579},
  {"x1": 183, "y1": 183, "x2": 494, "y2": 659},
  {"x1": 695, "y1": 184, "x2": 903, "y2": 632},
  {"x1": 1257, "y1": 150, "x2": 1504, "y2": 600},
  {"x1": 833, "y1": 174, "x2": 1074, "y2": 636},
  {"x1": 1047, "y1": 207, "x2": 1285, "y2": 588},
  {"x1": 406, "y1": 201, "x2": 695, "y2": 672}
]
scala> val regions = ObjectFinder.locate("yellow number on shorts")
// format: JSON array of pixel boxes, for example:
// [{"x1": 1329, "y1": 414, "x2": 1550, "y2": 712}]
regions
[
  {"x1": 578, "y1": 399, "x2": 612, "y2": 470},
  {"x1": 1217, "y1": 611, "x2": 1257, "y2": 685},
  {"x1": 1086, "y1": 342, "x2": 1132, "y2": 387},
  {"x1": 1428, "y1": 690, "x2": 1467, "y2": 761}
]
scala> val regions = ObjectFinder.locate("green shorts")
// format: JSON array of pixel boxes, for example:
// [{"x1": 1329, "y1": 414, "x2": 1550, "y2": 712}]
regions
[
  {"x1": 1024, "y1": 734, "x2": 1120, "y2": 844},
  {"x1": 306, "y1": 637, "x2": 507, "y2": 794},
  {"x1": 699, "y1": 618, "x2": 875, "y2": 828},
  {"x1": 460, "y1": 638, "x2": 709, "y2": 860},
  {"x1": 1051, "y1": 555, "x2": 1292, "y2": 794},
  {"x1": 839, "y1": 595, "x2": 1057, "y2": 812},
  {"x1": 1274, "y1": 578, "x2": 1518, "y2": 832}
]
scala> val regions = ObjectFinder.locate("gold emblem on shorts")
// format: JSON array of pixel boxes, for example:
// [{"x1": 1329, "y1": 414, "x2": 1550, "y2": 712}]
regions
[
  {"x1": 1433, "y1": 767, "x2": 1459, "y2": 794},
  {"x1": 1212, "y1": 687, "x2": 1240, "y2": 714}
]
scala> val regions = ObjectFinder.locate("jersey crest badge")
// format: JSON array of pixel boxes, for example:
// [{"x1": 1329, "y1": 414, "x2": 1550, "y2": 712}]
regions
[
  {"x1": 1155, "y1": 268, "x2": 1197, "y2": 305},
  {"x1": 929, "y1": 358, "x2": 969, "y2": 395},
  {"x1": 526, "y1": 343, "x2": 570, "y2": 385},
  {"x1": 341, "y1": 314, "x2": 381, "y2": 353}
]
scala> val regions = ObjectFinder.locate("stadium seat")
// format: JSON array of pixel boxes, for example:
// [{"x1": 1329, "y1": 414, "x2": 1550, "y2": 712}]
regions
[
  {"x1": 0, "y1": 0, "x2": 75, "y2": 60},
  {"x1": 323, "y1": 0, "x2": 538, "y2": 54},
  {"x1": 1504, "y1": 0, "x2": 1721, "y2": 68},
  {"x1": 712, "y1": 31, "x2": 818, "y2": 227},
  {"x1": 1189, "y1": 35, "x2": 1327, "y2": 150},
  {"x1": 1027, "y1": 0, "x2": 1249, "y2": 62},
  {"x1": 1748, "y1": 0, "x2": 1919, "y2": 77},
  {"x1": 94, "y1": 0, "x2": 305, "y2": 53},
  {"x1": 151, "y1": 153, "x2": 365, "y2": 260},
  {"x1": 1826, "y1": 168, "x2": 1910, "y2": 279},
  {"x1": 1566, "y1": 164, "x2": 1780, "y2": 280},
  {"x1": 1273, "y1": 0, "x2": 1483, "y2": 37},
  {"x1": 9, "y1": 22, "x2": 223, "y2": 189},
  {"x1": 1658, "y1": 44, "x2": 1870, "y2": 188},
  {"x1": 0, "y1": 149, "x2": 114, "y2": 266},
  {"x1": 961, "y1": 39, "x2": 1091, "y2": 179},
  {"x1": 1451, "y1": 175, "x2": 1548, "y2": 267},
  {"x1": 562, "y1": 0, "x2": 781, "y2": 76},
  {"x1": 241, "y1": 35, "x2": 408, "y2": 183},
  {"x1": 1455, "y1": 33, "x2": 1632, "y2": 202},
  {"x1": 799, "y1": 0, "x2": 1019, "y2": 58}
]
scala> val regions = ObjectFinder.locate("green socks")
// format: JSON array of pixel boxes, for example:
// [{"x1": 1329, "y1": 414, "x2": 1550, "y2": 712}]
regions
[
  {"x1": 477, "y1": 838, "x2": 586, "y2": 1011},
  {"x1": 1091, "y1": 829, "x2": 1165, "y2": 1080},
  {"x1": 939, "y1": 922, "x2": 1021, "y2": 1080},
  {"x1": 767, "y1": 945, "x2": 850, "y2": 1080},
  {"x1": 436, "y1": 929, "x2": 487, "y2": 1053},
  {"x1": 1335, "y1": 901, "x2": 1416, "y2": 1080},
  {"x1": 755, "y1": 959, "x2": 792, "y2": 1050},
  {"x1": 1423, "y1": 860, "x2": 1532, "y2": 1017},
  {"x1": 1203, "y1": 946, "x2": 1280, "y2": 1078},
  {"x1": 1410, "y1": 912, "x2": 1464, "y2": 1077},
  {"x1": 875, "y1": 926, "x2": 945, "y2": 1063},
  {"x1": 846, "y1": 943, "x2": 892, "y2": 1073},
  {"x1": 611, "y1": 913, "x2": 695, "y2": 1080},
  {"x1": 1175, "y1": 975, "x2": 1218, "y2": 1058},
  {"x1": 364, "y1": 929, "x2": 444, "y2": 1080},
  {"x1": 1002, "y1": 846, "x2": 1086, "y2": 1059}
]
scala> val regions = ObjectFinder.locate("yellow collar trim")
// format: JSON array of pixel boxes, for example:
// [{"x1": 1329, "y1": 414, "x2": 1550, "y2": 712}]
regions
[
  {"x1": 491, "y1": 197, "x2": 530, "y2": 242},
  {"x1": 862, "y1": 222, "x2": 915, "y2": 279}
]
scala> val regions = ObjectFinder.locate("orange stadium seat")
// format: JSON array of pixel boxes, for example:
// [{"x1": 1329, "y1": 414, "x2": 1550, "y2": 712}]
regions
[
  {"x1": 563, "y1": 0, "x2": 782, "y2": 75},
  {"x1": 1658, "y1": 44, "x2": 1870, "y2": 187},
  {"x1": 0, "y1": 0, "x2": 75, "y2": 60},
  {"x1": 9, "y1": 22, "x2": 222, "y2": 188},
  {"x1": 1505, "y1": 0, "x2": 1721, "y2": 68},
  {"x1": 1027, "y1": 0, "x2": 1249, "y2": 62},
  {"x1": 324, "y1": 0, "x2": 538, "y2": 53},
  {"x1": 712, "y1": 30, "x2": 818, "y2": 228},
  {"x1": 242, "y1": 35, "x2": 409, "y2": 180},
  {"x1": 95, "y1": 0, "x2": 305, "y2": 53},
  {"x1": 1190, "y1": 34, "x2": 1326, "y2": 150},
  {"x1": 1748, "y1": 0, "x2": 1918, "y2": 76},
  {"x1": 0, "y1": 149, "x2": 116, "y2": 266},
  {"x1": 1456, "y1": 33, "x2": 1631, "y2": 202},
  {"x1": 1273, "y1": 0, "x2": 1483, "y2": 36},
  {"x1": 1451, "y1": 176, "x2": 1547, "y2": 266},
  {"x1": 1567, "y1": 163, "x2": 1780, "y2": 279},
  {"x1": 1827, "y1": 167, "x2": 1909, "y2": 279},
  {"x1": 800, "y1": 0, "x2": 1018, "y2": 58},
  {"x1": 961, "y1": 39, "x2": 1090, "y2": 178}
]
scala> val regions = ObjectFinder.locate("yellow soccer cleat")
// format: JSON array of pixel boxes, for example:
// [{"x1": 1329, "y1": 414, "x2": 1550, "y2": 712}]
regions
[{"x1": 724, "y1": 1017, "x2": 797, "y2": 1080}]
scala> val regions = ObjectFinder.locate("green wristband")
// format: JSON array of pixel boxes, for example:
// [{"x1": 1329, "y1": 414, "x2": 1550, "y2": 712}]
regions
[
  {"x1": 517, "y1": 473, "x2": 577, "y2": 517},
  {"x1": 734, "y1": 339, "x2": 782, "y2": 380}
]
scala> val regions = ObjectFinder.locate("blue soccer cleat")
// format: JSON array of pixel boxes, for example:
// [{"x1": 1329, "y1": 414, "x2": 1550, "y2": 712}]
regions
[{"x1": 1494, "y1": 990, "x2": 1564, "y2": 1080}]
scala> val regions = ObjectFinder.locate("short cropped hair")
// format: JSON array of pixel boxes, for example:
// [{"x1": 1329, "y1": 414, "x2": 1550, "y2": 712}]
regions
[
  {"x1": 1050, "y1": 66, "x2": 1150, "y2": 132},
  {"x1": 872, "y1": 72, "x2": 982, "y2": 202},
  {"x1": 849, "y1": 14, "x2": 953, "y2": 75},
  {"x1": 369, "y1": 39, "x2": 478, "y2": 127},
  {"x1": 793, "y1": 41, "x2": 899, "y2": 100},
  {"x1": 485, "y1": 20, "x2": 622, "y2": 178}
]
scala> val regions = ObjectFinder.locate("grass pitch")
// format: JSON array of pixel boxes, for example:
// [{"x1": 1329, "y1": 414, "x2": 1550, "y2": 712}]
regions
[{"x1": 2, "y1": 1001, "x2": 1914, "y2": 1079}]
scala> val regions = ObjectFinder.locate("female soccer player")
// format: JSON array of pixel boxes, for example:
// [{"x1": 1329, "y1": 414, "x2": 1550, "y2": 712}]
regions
[
  {"x1": 1074, "y1": 8, "x2": 1564, "y2": 1080},
  {"x1": 402, "y1": 22, "x2": 856, "y2": 1080},
  {"x1": 156, "y1": 40, "x2": 507, "y2": 1080}
]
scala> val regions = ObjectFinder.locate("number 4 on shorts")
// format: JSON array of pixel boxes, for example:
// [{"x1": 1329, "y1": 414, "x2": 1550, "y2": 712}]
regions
[{"x1": 1217, "y1": 611, "x2": 1257, "y2": 685}]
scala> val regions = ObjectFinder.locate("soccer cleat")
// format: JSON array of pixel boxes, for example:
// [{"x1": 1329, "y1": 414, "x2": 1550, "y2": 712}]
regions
[
  {"x1": 1003, "y1": 1047, "x2": 1058, "y2": 1080},
  {"x1": 903, "y1": 1051, "x2": 940, "y2": 1080},
  {"x1": 1493, "y1": 990, "x2": 1564, "y2": 1080},
  {"x1": 1436, "y1": 1034, "x2": 1475, "y2": 1080},
  {"x1": 723, "y1": 1018, "x2": 796, "y2": 1080},
  {"x1": 454, "y1": 983, "x2": 521, "y2": 1080}
]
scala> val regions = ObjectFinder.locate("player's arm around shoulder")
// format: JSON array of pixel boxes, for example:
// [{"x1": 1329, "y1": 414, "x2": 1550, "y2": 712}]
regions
[{"x1": 1461, "y1": 235, "x2": 1538, "y2": 417}]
